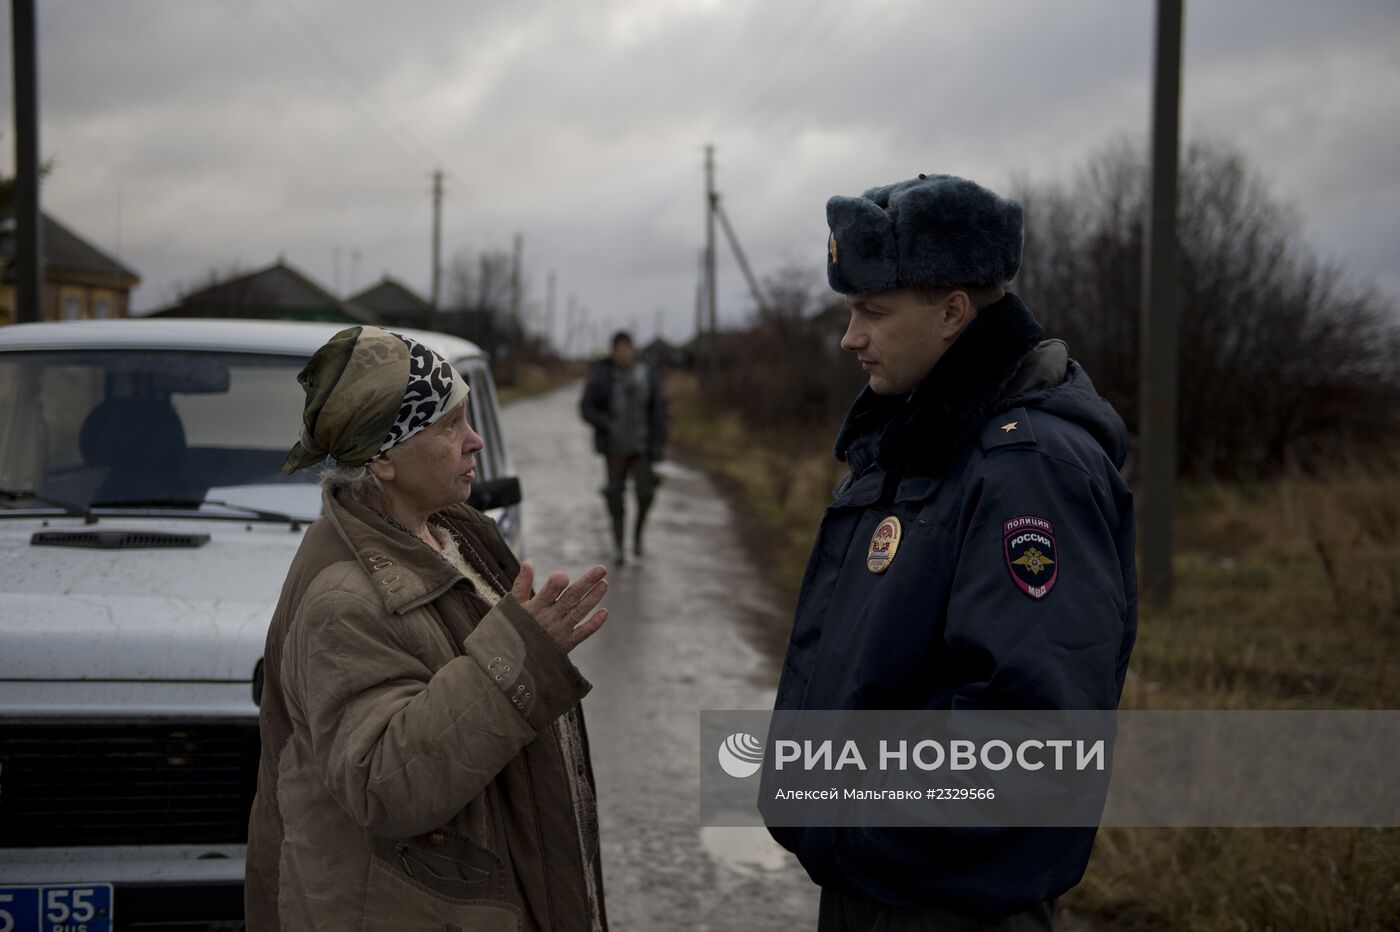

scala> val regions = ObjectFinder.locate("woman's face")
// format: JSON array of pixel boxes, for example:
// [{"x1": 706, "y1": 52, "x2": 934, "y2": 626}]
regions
[{"x1": 378, "y1": 401, "x2": 484, "y2": 515}]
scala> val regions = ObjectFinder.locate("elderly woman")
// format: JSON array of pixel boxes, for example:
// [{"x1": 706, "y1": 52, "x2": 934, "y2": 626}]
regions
[{"x1": 245, "y1": 326, "x2": 609, "y2": 932}]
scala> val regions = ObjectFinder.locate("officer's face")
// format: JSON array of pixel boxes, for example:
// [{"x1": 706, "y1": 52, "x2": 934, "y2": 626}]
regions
[{"x1": 840, "y1": 289, "x2": 973, "y2": 395}]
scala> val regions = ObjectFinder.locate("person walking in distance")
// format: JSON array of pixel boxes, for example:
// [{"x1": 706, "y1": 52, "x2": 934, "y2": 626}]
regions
[{"x1": 580, "y1": 331, "x2": 668, "y2": 564}]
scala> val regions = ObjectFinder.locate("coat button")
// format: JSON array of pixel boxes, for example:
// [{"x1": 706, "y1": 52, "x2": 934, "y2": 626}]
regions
[{"x1": 429, "y1": 832, "x2": 446, "y2": 847}]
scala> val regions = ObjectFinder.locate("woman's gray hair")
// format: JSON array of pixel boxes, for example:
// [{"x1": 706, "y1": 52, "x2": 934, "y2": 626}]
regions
[{"x1": 319, "y1": 461, "x2": 384, "y2": 503}]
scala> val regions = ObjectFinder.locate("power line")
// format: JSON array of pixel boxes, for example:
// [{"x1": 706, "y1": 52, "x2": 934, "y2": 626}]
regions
[
  {"x1": 715, "y1": 0, "x2": 899, "y2": 137},
  {"x1": 758, "y1": 7, "x2": 896, "y2": 134},
  {"x1": 260, "y1": 0, "x2": 439, "y2": 165},
  {"x1": 702, "y1": 0, "x2": 842, "y2": 140},
  {"x1": 212, "y1": 0, "x2": 438, "y2": 168}
]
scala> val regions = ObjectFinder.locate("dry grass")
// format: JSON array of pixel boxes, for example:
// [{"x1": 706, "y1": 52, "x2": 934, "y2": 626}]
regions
[
  {"x1": 1076, "y1": 827, "x2": 1399, "y2": 931},
  {"x1": 1123, "y1": 474, "x2": 1400, "y2": 712},
  {"x1": 668, "y1": 372, "x2": 846, "y2": 597},
  {"x1": 669, "y1": 371, "x2": 1400, "y2": 930},
  {"x1": 1069, "y1": 475, "x2": 1400, "y2": 930}
]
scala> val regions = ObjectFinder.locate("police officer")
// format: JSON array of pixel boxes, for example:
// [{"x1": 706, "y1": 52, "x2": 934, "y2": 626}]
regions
[{"x1": 766, "y1": 174, "x2": 1138, "y2": 930}]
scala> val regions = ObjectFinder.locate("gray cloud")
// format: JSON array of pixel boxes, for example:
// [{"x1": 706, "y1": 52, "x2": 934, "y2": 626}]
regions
[{"x1": 2, "y1": 0, "x2": 1396, "y2": 349}]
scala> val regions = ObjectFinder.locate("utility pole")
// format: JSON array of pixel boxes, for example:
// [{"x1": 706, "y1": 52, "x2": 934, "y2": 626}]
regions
[
  {"x1": 1139, "y1": 0, "x2": 1184, "y2": 605},
  {"x1": 704, "y1": 144, "x2": 718, "y2": 376},
  {"x1": 477, "y1": 254, "x2": 490, "y2": 308},
  {"x1": 114, "y1": 185, "x2": 123, "y2": 258},
  {"x1": 694, "y1": 248, "x2": 706, "y2": 345},
  {"x1": 505, "y1": 232, "x2": 523, "y2": 382},
  {"x1": 545, "y1": 270, "x2": 557, "y2": 354},
  {"x1": 510, "y1": 232, "x2": 523, "y2": 322},
  {"x1": 430, "y1": 169, "x2": 444, "y2": 312},
  {"x1": 565, "y1": 293, "x2": 577, "y2": 357},
  {"x1": 12, "y1": 0, "x2": 42, "y2": 323}
]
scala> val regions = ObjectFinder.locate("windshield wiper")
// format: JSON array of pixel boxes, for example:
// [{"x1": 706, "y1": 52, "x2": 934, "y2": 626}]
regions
[
  {"x1": 85, "y1": 496, "x2": 309, "y2": 530},
  {"x1": 1, "y1": 490, "x2": 310, "y2": 529},
  {"x1": 199, "y1": 498, "x2": 309, "y2": 530},
  {"x1": 0, "y1": 488, "x2": 94, "y2": 521}
]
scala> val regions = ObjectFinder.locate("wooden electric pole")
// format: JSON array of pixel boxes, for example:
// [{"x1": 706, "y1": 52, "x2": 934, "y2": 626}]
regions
[
  {"x1": 1139, "y1": 0, "x2": 1184, "y2": 605},
  {"x1": 430, "y1": 169, "x2": 444, "y2": 315},
  {"x1": 545, "y1": 270, "x2": 557, "y2": 354},
  {"x1": 12, "y1": 0, "x2": 42, "y2": 324},
  {"x1": 704, "y1": 144, "x2": 718, "y2": 377},
  {"x1": 510, "y1": 232, "x2": 523, "y2": 322},
  {"x1": 694, "y1": 248, "x2": 706, "y2": 345},
  {"x1": 565, "y1": 294, "x2": 577, "y2": 357}
]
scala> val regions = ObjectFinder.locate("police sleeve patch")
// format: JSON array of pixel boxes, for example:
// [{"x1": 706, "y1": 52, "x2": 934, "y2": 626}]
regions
[{"x1": 1003, "y1": 515, "x2": 1058, "y2": 600}]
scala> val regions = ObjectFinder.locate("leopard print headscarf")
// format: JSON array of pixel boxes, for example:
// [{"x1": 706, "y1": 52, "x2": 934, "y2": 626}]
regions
[
  {"x1": 282, "y1": 326, "x2": 470, "y2": 474},
  {"x1": 375, "y1": 333, "x2": 469, "y2": 454}
]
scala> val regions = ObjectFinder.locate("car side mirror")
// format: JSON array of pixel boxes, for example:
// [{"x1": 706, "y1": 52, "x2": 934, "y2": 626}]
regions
[{"x1": 468, "y1": 476, "x2": 522, "y2": 512}]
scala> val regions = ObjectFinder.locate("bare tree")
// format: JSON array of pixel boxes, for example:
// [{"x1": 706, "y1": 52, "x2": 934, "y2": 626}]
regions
[
  {"x1": 699, "y1": 138, "x2": 1399, "y2": 477},
  {"x1": 446, "y1": 249, "x2": 514, "y2": 317},
  {"x1": 1012, "y1": 136, "x2": 1400, "y2": 478},
  {"x1": 443, "y1": 247, "x2": 554, "y2": 381},
  {"x1": 701, "y1": 260, "x2": 863, "y2": 438}
]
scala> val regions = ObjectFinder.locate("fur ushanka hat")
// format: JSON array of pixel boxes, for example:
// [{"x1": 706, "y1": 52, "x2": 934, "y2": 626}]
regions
[{"x1": 825, "y1": 173, "x2": 1023, "y2": 295}]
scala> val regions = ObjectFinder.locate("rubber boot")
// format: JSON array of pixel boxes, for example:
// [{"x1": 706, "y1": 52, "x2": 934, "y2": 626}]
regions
[
  {"x1": 609, "y1": 504, "x2": 627, "y2": 565},
  {"x1": 633, "y1": 503, "x2": 651, "y2": 558}
]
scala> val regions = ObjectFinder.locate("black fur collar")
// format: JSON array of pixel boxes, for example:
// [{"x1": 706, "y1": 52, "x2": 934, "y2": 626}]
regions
[{"x1": 834, "y1": 292, "x2": 1045, "y2": 475}]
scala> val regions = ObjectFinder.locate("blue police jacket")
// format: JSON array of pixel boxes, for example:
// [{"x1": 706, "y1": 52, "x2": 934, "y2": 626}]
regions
[{"x1": 768, "y1": 294, "x2": 1138, "y2": 919}]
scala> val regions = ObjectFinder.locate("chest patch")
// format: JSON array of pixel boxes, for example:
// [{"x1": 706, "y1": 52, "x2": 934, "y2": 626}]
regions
[
  {"x1": 867, "y1": 516, "x2": 902, "y2": 573},
  {"x1": 1003, "y1": 515, "x2": 1058, "y2": 599}
]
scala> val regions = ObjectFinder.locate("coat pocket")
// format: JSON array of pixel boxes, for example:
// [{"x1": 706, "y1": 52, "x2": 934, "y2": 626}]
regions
[{"x1": 366, "y1": 833, "x2": 518, "y2": 931}]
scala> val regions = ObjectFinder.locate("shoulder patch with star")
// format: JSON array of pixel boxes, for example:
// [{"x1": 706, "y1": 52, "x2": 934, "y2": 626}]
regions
[{"x1": 980, "y1": 406, "x2": 1037, "y2": 452}]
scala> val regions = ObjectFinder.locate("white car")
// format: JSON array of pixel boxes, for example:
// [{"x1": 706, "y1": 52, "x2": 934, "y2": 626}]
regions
[{"x1": 0, "y1": 319, "x2": 522, "y2": 931}]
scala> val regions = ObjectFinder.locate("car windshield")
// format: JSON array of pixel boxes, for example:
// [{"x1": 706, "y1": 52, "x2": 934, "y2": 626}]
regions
[{"x1": 0, "y1": 349, "x2": 322, "y2": 516}]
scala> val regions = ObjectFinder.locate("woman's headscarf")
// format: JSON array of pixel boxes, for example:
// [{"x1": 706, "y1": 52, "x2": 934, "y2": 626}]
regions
[{"x1": 281, "y1": 326, "x2": 470, "y2": 474}]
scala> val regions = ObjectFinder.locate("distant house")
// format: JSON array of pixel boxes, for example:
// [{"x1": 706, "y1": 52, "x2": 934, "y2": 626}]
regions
[
  {"x1": 345, "y1": 277, "x2": 502, "y2": 347},
  {"x1": 349, "y1": 276, "x2": 435, "y2": 330},
  {"x1": 0, "y1": 212, "x2": 141, "y2": 325},
  {"x1": 643, "y1": 336, "x2": 689, "y2": 370},
  {"x1": 153, "y1": 259, "x2": 375, "y2": 324}
]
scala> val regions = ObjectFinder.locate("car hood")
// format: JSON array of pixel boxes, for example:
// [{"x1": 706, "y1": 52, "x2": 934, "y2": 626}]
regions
[{"x1": 0, "y1": 515, "x2": 307, "y2": 683}]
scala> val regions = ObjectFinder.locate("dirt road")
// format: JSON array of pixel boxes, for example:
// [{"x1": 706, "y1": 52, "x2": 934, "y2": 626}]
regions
[{"x1": 508, "y1": 383, "x2": 820, "y2": 931}]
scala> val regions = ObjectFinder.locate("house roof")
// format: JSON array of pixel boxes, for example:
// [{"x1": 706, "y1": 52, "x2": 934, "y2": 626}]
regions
[
  {"x1": 349, "y1": 276, "x2": 433, "y2": 318},
  {"x1": 156, "y1": 259, "x2": 376, "y2": 324},
  {"x1": 0, "y1": 212, "x2": 141, "y2": 285}
]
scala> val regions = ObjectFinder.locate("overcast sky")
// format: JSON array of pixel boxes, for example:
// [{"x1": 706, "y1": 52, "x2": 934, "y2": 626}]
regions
[{"x1": 2, "y1": 0, "x2": 1397, "y2": 352}]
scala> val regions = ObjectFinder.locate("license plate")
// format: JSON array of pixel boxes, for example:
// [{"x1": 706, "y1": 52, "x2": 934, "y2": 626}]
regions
[{"x1": 0, "y1": 885, "x2": 113, "y2": 932}]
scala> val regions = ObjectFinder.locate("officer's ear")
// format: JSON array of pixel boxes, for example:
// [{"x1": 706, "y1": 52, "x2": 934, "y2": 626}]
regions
[{"x1": 939, "y1": 290, "x2": 978, "y2": 340}]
